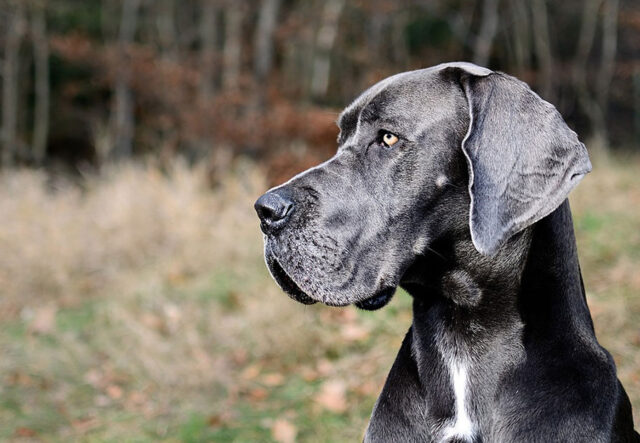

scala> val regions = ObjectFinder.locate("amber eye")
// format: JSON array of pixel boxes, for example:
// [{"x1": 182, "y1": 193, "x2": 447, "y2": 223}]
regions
[{"x1": 382, "y1": 132, "x2": 399, "y2": 147}]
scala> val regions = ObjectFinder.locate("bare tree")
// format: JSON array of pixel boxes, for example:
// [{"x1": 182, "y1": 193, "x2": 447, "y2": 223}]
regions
[
  {"x1": 575, "y1": 0, "x2": 601, "y2": 67},
  {"x1": 596, "y1": 0, "x2": 619, "y2": 115},
  {"x1": 473, "y1": 0, "x2": 499, "y2": 66},
  {"x1": 222, "y1": 2, "x2": 244, "y2": 91},
  {"x1": 530, "y1": 0, "x2": 553, "y2": 100},
  {"x1": 574, "y1": 0, "x2": 619, "y2": 145},
  {"x1": 253, "y1": 0, "x2": 282, "y2": 109},
  {"x1": 1, "y1": 2, "x2": 27, "y2": 166},
  {"x1": 200, "y1": 1, "x2": 218, "y2": 102},
  {"x1": 574, "y1": 0, "x2": 605, "y2": 142},
  {"x1": 366, "y1": 3, "x2": 385, "y2": 60},
  {"x1": 635, "y1": 68, "x2": 640, "y2": 144},
  {"x1": 31, "y1": 1, "x2": 50, "y2": 164},
  {"x1": 112, "y1": 0, "x2": 142, "y2": 159},
  {"x1": 155, "y1": 0, "x2": 178, "y2": 61},
  {"x1": 390, "y1": 11, "x2": 410, "y2": 68},
  {"x1": 310, "y1": 0, "x2": 345, "y2": 99},
  {"x1": 509, "y1": 0, "x2": 531, "y2": 73}
]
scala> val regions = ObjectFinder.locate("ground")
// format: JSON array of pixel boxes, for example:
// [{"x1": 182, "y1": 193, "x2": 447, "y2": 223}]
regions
[{"x1": 0, "y1": 151, "x2": 638, "y2": 442}]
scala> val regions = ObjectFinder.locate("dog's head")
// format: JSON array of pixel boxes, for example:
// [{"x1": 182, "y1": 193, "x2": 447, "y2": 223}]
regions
[{"x1": 255, "y1": 62, "x2": 590, "y2": 310}]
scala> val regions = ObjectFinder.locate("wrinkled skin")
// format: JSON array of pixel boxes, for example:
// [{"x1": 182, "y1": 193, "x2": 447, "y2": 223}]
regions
[{"x1": 262, "y1": 67, "x2": 471, "y2": 309}]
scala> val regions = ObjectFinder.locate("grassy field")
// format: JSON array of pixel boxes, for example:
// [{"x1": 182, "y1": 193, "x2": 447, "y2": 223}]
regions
[{"x1": 0, "y1": 152, "x2": 639, "y2": 442}]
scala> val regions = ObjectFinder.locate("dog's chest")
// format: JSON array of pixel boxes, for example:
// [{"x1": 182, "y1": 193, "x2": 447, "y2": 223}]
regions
[{"x1": 439, "y1": 359, "x2": 476, "y2": 442}]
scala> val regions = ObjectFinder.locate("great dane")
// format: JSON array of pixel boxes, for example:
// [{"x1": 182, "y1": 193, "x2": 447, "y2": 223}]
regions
[{"x1": 254, "y1": 62, "x2": 639, "y2": 442}]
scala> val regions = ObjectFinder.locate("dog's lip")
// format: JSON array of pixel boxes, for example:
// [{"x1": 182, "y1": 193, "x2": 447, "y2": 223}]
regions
[
  {"x1": 264, "y1": 244, "x2": 397, "y2": 309},
  {"x1": 267, "y1": 253, "x2": 317, "y2": 305},
  {"x1": 354, "y1": 286, "x2": 396, "y2": 311}
]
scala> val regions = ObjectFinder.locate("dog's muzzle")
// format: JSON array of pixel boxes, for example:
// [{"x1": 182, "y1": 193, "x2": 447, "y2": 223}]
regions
[{"x1": 264, "y1": 249, "x2": 317, "y2": 305}]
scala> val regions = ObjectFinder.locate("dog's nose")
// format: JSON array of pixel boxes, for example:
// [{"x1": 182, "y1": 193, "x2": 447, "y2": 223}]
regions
[{"x1": 254, "y1": 191, "x2": 294, "y2": 233}]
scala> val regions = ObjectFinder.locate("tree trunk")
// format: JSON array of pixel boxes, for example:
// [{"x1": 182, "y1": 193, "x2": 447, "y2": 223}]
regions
[
  {"x1": 634, "y1": 67, "x2": 640, "y2": 145},
  {"x1": 253, "y1": 0, "x2": 281, "y2": 110},
  {"x1": 530, "y1": 0, "x2": 553, "y2": 100},
  {"x1": 222, "y1": 3, "x2": 243, "y2": 91},
  {"x1": 596, "y1": 0, "x2": 618, "y2": 113},
  {"x1": 575, "y1": 0, "x2": 601, "y2": 67},
  {"x1": 509, "y1": 0, "x2": 531, "y2": 73},
  {"x1": 310, "y1": 0, "x2": 345, "y2": 99},
  {"x1": 197, "y1": 1, "x2": 220, "y2": 155},
  {"x1": 31, "y1": 2, "x2": 50, "y2": 164},
  {"x1": 473, "y1": 0, "x2": 499, "y2": 67},
  {"x1": 573, "y1": 0, "x2": 606, "y2": 144},
  {"x1": 156, "y1": 0, "x2": 177, "y2": 61},
  {"x1": 112, "y1": 0, "x2": 141, "y2": 160},
  {"x1": 573, "y1": 0, "x2": 618, "y2": 146},
  {"x1": 390, "y1": 11, "x2": 410, "y2": 69},
  {"x1": 1, "y1": 2, "x2": 27, "y2": 166},
  {"x1": 200, "y1": 1, "x2": 218, "y2": 101}
]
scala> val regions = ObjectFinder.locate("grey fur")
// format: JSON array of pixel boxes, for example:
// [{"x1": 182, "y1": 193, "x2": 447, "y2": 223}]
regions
[
  {"x1": 255, "y1": 62, "x2": 638, "y2": 442},
  {"x1": 460, "y1": 70, "x2": 592, "y2": 255}
]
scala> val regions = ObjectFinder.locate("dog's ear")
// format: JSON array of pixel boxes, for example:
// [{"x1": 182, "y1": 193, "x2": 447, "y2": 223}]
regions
[{"x1": 446, "y1": 65, "x2": 591, "y2": 255}]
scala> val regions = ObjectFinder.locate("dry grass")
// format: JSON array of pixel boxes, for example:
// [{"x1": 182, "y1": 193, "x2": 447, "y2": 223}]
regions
[
  {"x1": 0, "y1": 152, "x2": 638, "y2": 441},
  {"x1": 571, "y1": 150, "x2": 640, "y2": 426},
  {"x1": 0, "y1": 161, "x2": 258, "y2": 317},
  {"x1": 0, "y1": 160, "x2": 271, "y2": 439}
]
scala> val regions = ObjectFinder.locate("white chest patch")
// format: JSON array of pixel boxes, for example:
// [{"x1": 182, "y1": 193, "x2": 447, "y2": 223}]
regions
[{"x1": 442, "y1": 362, "x2": 475, "y2": 441}]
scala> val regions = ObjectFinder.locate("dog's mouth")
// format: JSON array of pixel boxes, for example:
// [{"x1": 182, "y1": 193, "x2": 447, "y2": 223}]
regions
[
  {"x1": 265, "y1": 247, "x2": 397, "y2": 310},
  {"x1": 267, "y1": 253, "x2": 317, "y2": 305},
  {"x1": 354, "y1": 287, "x2": 396, "y2": 311}
]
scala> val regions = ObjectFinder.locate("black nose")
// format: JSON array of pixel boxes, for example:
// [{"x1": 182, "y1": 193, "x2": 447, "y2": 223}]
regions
[{"x1": 254, "y1": 190, "x2": 294, "y2": 233}]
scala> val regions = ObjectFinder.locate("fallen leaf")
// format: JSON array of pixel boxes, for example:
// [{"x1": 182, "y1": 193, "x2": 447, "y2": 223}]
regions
[
  {"x1": 320, "y1": 307, "x2": 357, "y2": 322},
  {"x1": 272, "y1": 418, "x2": 297, "y2": 443},
  {"x1": 248, "y1": 387, "x2": 268, "y2": 402},
  {"x1": 162, "y1": 303, "x2": 182, "y2": 332},
  {"x1": 8, "y1": 371, "x2": 32, "y2": 387},
  {"x1": 14, "y1": 427, "x2": 37, "y2": 437},
  {"x1": 140, "y1": 312, "x2": 163, "y2": 330},
  {"x1": 208, "y1": 414, "x2": 224, "y2": 428},
  {"x1": 340, "y1": 308, "x2": 358, "y2": 322},
  {"x1": 316, "y1": 359, "x2": 334, "y2": 376},
  {"x1": 241, "y1": 364, "x2": 261, "y2": 381},
  {"x1": 106, "y1": 384, "x2": 123, "y2": 400},
  {"x1": 126, "y1": 390, "x2": 147, "y2": 407},
  {"x1": 231, "y1": 349, "x2": 248, "y2": 365},
  {"x1": 354, "y1": 380, "x2": 380, "y2": 396},
  {"x1": 300, "y1": 366, "x2": 319, "y2": 382},
  {"x1": 315, "y1": 379, "x2": 347, "y2": 413},
  {"x1": 71, "y1": 417, "x2": 99, "y2": 433},
  {"x1": 166, "y1": 267, "x2": 187, "y2": 285},
  {"x1": 95, "y1": 395, "x2": 111, "y2": 407},
  {"x1": 29, "y1": 304, "x2": 57, "y2": 334},
  {"x1": 261, "y1": 372, "x2": 285, "y2": 386},
  {"x1": 84, "y1": 369, "x2": 103, "y2": 388},
  {"x1": 340, "y1": 323, "x2": 370, "y2": 342}
]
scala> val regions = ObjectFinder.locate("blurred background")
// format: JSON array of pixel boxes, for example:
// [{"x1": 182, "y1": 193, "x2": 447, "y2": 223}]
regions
[{"x1": 0, "y1": 0, "x2": 638, "y2": 441}]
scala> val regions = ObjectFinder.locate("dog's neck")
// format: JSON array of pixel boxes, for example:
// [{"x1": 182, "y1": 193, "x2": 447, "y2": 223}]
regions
[
  {"x1": 398, "y1": 200, "x2": 598, "y2": 438},
  {"x1": 403, "y1": 199, "x2": 594, "y2": 347}
]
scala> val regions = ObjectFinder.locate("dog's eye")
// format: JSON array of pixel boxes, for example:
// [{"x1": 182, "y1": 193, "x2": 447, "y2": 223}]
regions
[{"x1": 381, "y1": 132, "x2": 399, "y2": 148}]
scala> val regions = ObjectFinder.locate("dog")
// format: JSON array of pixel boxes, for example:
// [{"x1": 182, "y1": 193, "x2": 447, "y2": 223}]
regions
[{"x1": 254, "y1": 62, "x2": 639, "y2": 442}]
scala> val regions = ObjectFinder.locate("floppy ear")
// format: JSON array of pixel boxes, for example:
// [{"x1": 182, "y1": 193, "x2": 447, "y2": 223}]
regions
[{"x1": 452, "y1": 67, "x2": 591, "y2": 255}]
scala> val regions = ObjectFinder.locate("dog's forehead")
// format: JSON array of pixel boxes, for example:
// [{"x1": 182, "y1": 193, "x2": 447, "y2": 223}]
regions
[
  {"x1": 339, "y1": 63, "x2": 491, "y2": 129},
  {"x1": 338, "y1": 71, "x2": 424, "y2": 127}
]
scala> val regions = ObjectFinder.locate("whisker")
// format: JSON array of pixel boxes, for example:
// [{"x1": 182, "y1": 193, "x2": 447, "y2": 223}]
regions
[
  {"x1": 444, "y1": 181, "x2": 464, "y2": 190},
  {"x1": 426, "y1": 245, "x2": 447, "y2": 261}
]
